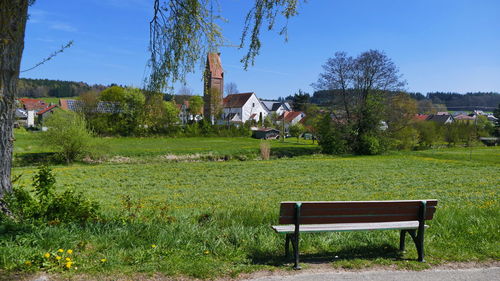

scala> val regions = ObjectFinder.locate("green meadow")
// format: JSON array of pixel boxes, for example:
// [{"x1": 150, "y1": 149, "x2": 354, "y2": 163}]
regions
[{"x1": 1, "y1": 132, "x2": 499, "y2": 279}]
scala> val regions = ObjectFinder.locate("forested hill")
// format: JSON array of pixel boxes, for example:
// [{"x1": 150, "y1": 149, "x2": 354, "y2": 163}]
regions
[
  {"x1": 18, "y1": 78, "x2": 107, "y2": 98},
  {"x1": 425, "y1": 92, "x2": 499, "y2": 111},
  {"x1": 311, "y1": 90, "x2": 500, "y2": 111}
]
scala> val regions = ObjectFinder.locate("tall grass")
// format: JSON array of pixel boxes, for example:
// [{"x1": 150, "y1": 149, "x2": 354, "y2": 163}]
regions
[
  {"x1": 2, "y1": 147, "x2": 499, "y2": 278},
  {"x1": 260, "y1": 141, "x2": 271, "y2": 160}
]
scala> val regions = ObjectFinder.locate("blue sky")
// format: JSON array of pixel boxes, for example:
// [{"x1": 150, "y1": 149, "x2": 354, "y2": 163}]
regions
[{"x1": 21, "y1": 0, "x2": 500, "y2": 99}]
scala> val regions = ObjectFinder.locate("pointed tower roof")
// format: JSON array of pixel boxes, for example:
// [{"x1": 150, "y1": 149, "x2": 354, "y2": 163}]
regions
[{"x1": 207, "y1": 53, "x2": 223, "y2": 79}]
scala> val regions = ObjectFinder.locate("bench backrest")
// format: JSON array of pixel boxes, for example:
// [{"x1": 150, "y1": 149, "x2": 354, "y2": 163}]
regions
[{"x1": 279, "y1": 200, "x2": 438, "y2": 225}]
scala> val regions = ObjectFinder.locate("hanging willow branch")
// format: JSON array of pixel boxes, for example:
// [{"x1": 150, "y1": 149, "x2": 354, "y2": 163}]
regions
[{"x1": 147, "y1": 0, "x2": 302, "y2": 93}]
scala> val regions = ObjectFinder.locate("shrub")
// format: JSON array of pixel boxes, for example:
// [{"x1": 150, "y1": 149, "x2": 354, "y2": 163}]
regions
[
  {"x1": 390, "y1": 126, "x2": 419, "y2": 150},
  {"x1": 4, "y1": 165, "x2": 100, "y2": 223},
  {"x1": 414, "y1": 121, "x2": 441, "y2": 148},
  {"x1": 357, "y1": 134, "x2": 382, "y2": 155},
  {"x1": 289, "y1": 123, "x2": 305, "y2": 142},
  {"x1": 42, "y1": 110, "x2": 96, "y2": 164},
  {"x1": 317, "y1": 114, "x2": 348, "y2": 154}
]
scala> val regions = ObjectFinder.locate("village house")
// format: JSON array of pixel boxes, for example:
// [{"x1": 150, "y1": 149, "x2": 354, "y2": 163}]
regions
[
  {"x1": 260, "y1": 100, "x2": 292, "y2": 116},
  {"x1": 16, "y1": 98, "x2": 56, "y2": 127},
  {"x1": 177, "y1": 100, "x2": 203, "y2": 125},
  {"x1": 277, "y1": 111, "x2": 306, "y2": 129},
  {"x1": 426, "y1": 114, "x2": 454, "y2": 124},
  {"x1": 222, "y1": 92, "x2": 268, "y2": 124}
]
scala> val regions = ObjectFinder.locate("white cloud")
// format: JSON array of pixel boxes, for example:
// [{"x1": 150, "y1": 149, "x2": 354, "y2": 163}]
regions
[{"x1": 50, "y1": 22, "x2": 77, "y2": 32}]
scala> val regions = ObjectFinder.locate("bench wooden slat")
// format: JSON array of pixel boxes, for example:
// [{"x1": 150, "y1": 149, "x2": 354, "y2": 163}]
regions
[
  {"x1": 280, "y1": 200, "x2": 437, "y2": 209},
  {"x1": 272, "y1": 221, "x2": 422, "y2": 233},
  {"x1": 278, "y1": 200, "x2": 437, "y2": 224},
  {"x1": 280, "y1": 214, "x2": 430, "y2": 224},
  {"x1": 280, "y1": 206, "x2": 436, "y2": 217}
]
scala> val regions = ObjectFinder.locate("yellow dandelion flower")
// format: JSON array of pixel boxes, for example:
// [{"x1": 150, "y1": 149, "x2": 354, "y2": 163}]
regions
[
  {"x1": 65, "y1": 262, "x2": 73, "y2": 269},
  {"x1": 151, "y1": 244, "x2": 157, "y2": 248},
  {"x1": 65, "y1": 257, "x2": 71, "y2": 262},
  {"x1": 44, "y1": 253, "x2": 50, "y2": 258},
  {"x1": 100, "y1": 258, "x2": 107, "y2": 263},
  {"x1": 67, "y1": 249, "x2": 73, "y2": 254},
  {"x1": 203, "y1": 250, "x2": 209, "y2": 255},
  {"x1": 58, "y1": 249, "x2": 64, "y2": 253},
  {"x1": 25, "y1": 261, "x2": 32, "y2": 266},
  {"x1": 56, "y1": 256, "x2": 62, "y2": 261}
]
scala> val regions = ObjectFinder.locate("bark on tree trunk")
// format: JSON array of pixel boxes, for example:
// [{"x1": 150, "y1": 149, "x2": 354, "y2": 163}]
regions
[{"x1": 0, "y1": 0, "x2": 29, "y2": 215}]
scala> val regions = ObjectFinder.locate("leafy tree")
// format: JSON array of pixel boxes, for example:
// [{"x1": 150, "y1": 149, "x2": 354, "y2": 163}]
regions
[
  {"x1": 386, "y1": 93, "x2": 417, "y2": 132},
  {"x1": 289, "y1": 123, "x2": 305, "y2": 143},
  {"x1": 204, "y1": 87, "x2": 223, "y2": 123},
  {"x1": 188, "y1": 95, "x2": 203, "y2": 116},
  {"x1": 162, "y1": 101, "x2": 180, "y2": 126},
  {"x1": 290, "y1": 90, "x2": 310, "y2": 111},
  {"x1": 100, "y1": 86, "x2": 146, "y2": 135},
  {"x1": 313, "y1": 50, "x2": 405, "y2": 154},
  {"x1": 79, "y1": 90, "x2": 100, "y2": 127},
  {"x1": 494, "y1": 104, "x2": 500, "y2": 137},
  {"x1": 414, "y1": 121, "x2": 441, "y2": 148},
  {"x1": 316, "y1": 114, "x2": 348, "y2": 154},
  {"x1": 42, "y1": 110, "x2": 95, "y2": 164}
]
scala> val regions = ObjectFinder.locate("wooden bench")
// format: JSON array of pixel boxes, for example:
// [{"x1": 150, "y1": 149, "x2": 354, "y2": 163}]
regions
[{"x1": 272, "y1": 200, "x2": 438, "y2": 269}]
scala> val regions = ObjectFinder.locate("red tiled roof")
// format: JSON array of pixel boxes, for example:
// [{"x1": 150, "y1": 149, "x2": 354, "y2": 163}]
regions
[
  {"x1": 207, "y1": 53, "x2": 223, "y2": 79},
  {"x1": 18, "y1": 98, "x2": 48, "y2": 111},
  {"x1": 280, "y1": 111, "x2": 304, "y2": 123},
  {"x1": 413, "y1": 114, "x2": 429, "y2": 121},
  {"x1": 454, "y1": 114, "x2": 475, "y2": 121},
  {"x1": 36, "y1": 104, "x2": 57, "y2": 115},
  {"x1": 223, "y1": 92, "x2": 254, "y2": 108}
]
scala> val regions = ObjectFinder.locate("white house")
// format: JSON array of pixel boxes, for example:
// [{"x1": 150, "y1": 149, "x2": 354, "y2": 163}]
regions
[
  {"x1": 222, "y1": 92, "x2": 268, "y2": 124},
  {"x1": 278, "y1": 111, "x2": 306, "y2": 130},
  {"x1": 260, "y1": 100, "x2": 292, "y2": 116}
]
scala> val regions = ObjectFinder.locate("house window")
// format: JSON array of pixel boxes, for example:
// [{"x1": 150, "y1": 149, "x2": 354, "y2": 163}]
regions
[{"x1": 252, "y1": 103, "x2": 255, "y2": 107}]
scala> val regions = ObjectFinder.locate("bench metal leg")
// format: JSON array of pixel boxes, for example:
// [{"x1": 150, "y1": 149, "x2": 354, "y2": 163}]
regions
[
  {"x1": 285, "y1": 234, "x2": 291, "y2": 259},
  {"x1": 399, "y1": 230, "x2": 406, "y2": 252},
  {"x1": 417, "y1": 226, "x2": 425, "y2": 262},
  {"x1": 408, "y1": 229, "x2": 425, "y2": 262},
  {"x1": 292, "y1": 234, "x2": 301, "y2": 270}
]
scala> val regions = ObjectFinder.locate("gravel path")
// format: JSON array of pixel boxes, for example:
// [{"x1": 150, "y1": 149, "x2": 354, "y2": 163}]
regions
[{"x1": 243, "y1": 267, "x2": 500, "y2": 281}]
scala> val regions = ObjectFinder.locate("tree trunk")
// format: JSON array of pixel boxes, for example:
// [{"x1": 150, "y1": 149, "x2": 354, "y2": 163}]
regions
[{"x1": 0, "y1": 0, "x2": 29, "y2": 214}]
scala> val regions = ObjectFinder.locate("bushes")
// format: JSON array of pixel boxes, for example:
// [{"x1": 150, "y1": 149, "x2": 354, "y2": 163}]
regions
[
  {"x1": 3, "y1": 165, "x2": 99, "y2": 224},
  {"x1": 42, "y1": 110, "x2": 102, "y2": 163}
]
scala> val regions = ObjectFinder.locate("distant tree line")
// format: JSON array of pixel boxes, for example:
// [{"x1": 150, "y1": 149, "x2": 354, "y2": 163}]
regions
[
  {"x1": 301, "y1": 89, "x2": 500, "y2": 113},
  {"x1": 18, "y1": 78, "x2": 107, "y2": 98}
]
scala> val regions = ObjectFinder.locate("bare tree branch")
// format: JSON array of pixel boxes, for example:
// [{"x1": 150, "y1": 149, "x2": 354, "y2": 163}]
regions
[{"x1": 21, "y1": 40, "x2": 73, "y2": 73}]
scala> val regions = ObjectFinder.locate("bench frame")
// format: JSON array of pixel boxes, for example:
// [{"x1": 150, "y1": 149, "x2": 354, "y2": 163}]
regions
[{"x1": 273, "y1": 200, "x2": 435, "y2": 269}]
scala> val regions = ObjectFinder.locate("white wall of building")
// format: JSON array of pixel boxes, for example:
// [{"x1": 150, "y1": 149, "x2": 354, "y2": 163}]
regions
[{"x1": 241, "y1": 94, "x2": 268, "y2": 122}]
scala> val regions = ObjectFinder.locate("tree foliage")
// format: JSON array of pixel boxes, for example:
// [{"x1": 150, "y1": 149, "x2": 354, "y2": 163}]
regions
[
  {"x1": 188, "y1": 95, "x2": 203, "y2": 115},
  {"x1": 147, "y1": 0, "x2": 302, "y2": 92},
  {"x1": 42, "y1": 110, "x2": 95, "y2": 163},
  {"x1": 313, "y1": 50, "x2": 405, "y2": 154}
]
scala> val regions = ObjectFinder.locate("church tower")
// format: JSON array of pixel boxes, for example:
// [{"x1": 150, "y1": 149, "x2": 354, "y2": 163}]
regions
[{"x1": 204, "y1": 53, "x2": 224, "y2": 122}]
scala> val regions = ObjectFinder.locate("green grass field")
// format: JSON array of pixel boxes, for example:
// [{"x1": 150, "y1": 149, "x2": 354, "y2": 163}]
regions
[
  {"x1": 13, "y1": 128, "x2": 319, "y2": 163},
  {"x1": 1, "y1": 132, "x2": 499, "y2": 279}
]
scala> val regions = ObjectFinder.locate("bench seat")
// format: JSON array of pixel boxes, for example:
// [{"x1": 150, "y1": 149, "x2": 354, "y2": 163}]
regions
[{"x1": 272, "y1": 220, "x2": 428, "y2": 233}]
